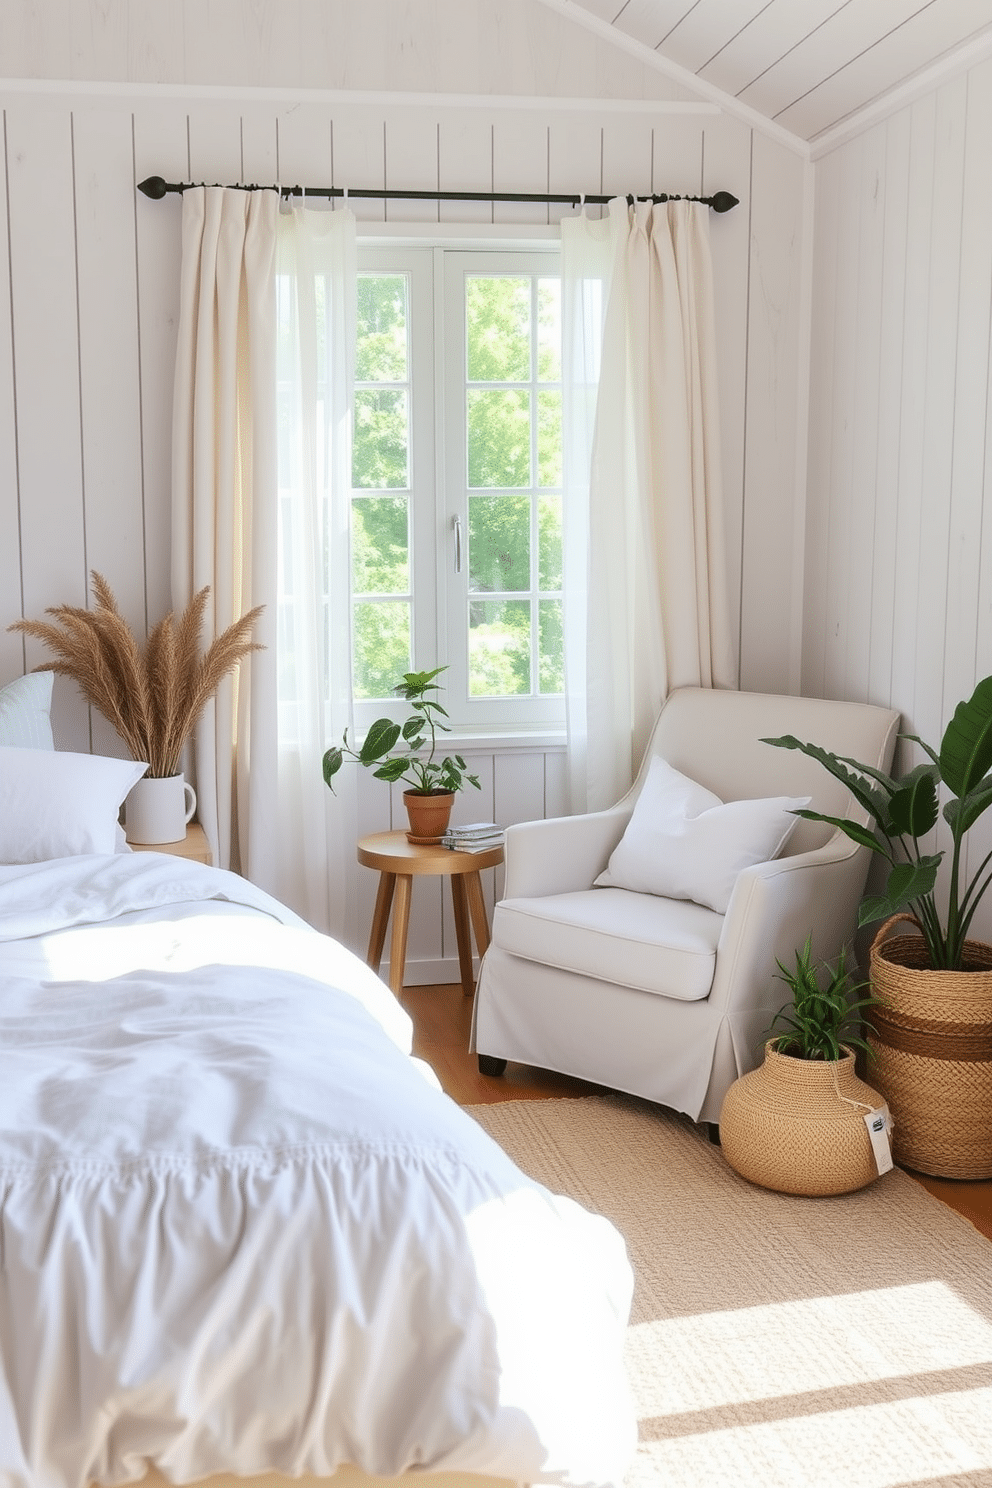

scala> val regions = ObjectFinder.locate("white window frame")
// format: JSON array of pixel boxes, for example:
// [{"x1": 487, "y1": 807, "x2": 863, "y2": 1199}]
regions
[{"x1": 353, "y1": 239, "x2": 564, "y2": 738}]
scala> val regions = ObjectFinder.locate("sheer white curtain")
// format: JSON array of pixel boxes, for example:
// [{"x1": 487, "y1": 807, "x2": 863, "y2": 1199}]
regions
[
  {"x1": 172, "y1": 186, "x2": 279, "y2": 886},
  {"x1": 561, "y1": 197, "x2": 736, "y2": 814},
  {"x1": 273, "y1": 205, "x2": 357, "y2": 936}
]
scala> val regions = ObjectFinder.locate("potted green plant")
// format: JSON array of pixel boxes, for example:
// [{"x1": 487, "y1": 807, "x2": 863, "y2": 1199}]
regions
[
  {"x1": 719, "y1": 938, "x2": 890, "y2": 1195},
  {"x1": 762, "y1": 674, "x2": 992, "y2": 1179},
  {"x1": 322, "y1": 666, "x2": 481, "y2": 843}
]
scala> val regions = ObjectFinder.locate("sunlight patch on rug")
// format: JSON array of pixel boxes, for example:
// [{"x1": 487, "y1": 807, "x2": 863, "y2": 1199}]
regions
[{"x1": 625, "y1": 1281, "x2": 992, "y2": 1416}]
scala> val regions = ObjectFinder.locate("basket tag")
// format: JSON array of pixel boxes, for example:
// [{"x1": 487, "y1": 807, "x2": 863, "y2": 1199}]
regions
[{"x1": 864, "y1": 1105, "x2": 894, "y2": 1175}]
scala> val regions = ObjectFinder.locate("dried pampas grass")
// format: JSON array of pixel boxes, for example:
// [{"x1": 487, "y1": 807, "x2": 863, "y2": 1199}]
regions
[{"x1": 9, "y1": 573, "x2": 263, "y2": 778}]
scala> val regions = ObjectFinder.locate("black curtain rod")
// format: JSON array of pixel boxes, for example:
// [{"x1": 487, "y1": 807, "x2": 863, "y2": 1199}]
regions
[{"x1": 137, "y1": 175, "x2": 738, "y2": 213}]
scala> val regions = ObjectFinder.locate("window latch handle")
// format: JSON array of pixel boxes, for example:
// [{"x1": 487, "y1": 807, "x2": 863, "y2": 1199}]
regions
[{"x1": 452, "y1": 514, "x2": 462, "y2": 574}]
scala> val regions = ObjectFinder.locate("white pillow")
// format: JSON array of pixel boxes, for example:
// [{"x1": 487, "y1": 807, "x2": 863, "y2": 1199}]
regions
[
  {"x1": 0, "y1": 747, "x2": 147, "y2": 863},
  {"x1": 595, "y1": 756, "x2": 811, "y2": 914},
  {"x1": 0, "y1": 671, "x2": 55, "y2": 749}
]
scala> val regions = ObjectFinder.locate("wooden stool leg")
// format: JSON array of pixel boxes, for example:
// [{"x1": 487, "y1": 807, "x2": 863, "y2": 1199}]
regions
[
  {"x1": 450, "y1": 874, "x2": 475, "y2": 998},
  {"x1": 464, "y1": 870, "x2": 491, "y2": 960},
  {"x1": 367, "y1": 871, "x2": 396, "y2": 973},
  {"x1": 388, "y1": 873, "x2": 413, "y2": 997}
]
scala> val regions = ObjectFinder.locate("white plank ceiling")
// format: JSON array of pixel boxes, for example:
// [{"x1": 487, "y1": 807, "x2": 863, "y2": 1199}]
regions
[{"x1": 564, "y1": 0, "x2": 992, "y2": 143}]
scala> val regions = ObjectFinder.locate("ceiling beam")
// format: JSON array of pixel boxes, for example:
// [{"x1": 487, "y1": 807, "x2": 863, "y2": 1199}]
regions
[{"x1": 532, "y1": 0, "x2": 810, "y2": 159}]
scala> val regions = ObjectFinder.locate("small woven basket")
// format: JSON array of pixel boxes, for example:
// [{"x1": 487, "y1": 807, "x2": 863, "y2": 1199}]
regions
[
  {"x1": 719, "y1": 1043, "x2": 887, "y2": 1196},
  {"x1": 869, "y1": 913, "x2": 992, "y2": 1180}
]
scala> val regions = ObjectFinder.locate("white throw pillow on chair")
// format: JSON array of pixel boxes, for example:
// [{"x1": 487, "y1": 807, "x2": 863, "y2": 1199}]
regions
[{"x1": 594, "y1": 755, "x2": 810, "y2": 913}]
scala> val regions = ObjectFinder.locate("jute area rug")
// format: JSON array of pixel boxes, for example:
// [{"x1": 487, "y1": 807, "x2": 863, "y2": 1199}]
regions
[{"x1": 466, "y1": 1096, "x2": 992, "y2": 1488}]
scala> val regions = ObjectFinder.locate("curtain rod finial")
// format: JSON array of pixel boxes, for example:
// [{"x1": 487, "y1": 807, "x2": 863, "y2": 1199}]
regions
[
  {"x1": 138, "y1": 175, "x2": 170, "y2": 200},
  {"x1": 710, "y1": 191, "x2": 739, "y2": 213}
]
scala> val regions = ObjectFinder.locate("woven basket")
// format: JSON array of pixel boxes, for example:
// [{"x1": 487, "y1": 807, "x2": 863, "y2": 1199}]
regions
[
  {"x1": 719, "y1": 1043, "x2": 887, "y2": 1196},
  {"x1": 868, "y1": 913, "x2": 992, "y2": 1180}
]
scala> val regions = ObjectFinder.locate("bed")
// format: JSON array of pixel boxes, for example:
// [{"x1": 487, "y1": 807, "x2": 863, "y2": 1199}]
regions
[{"x1": 0, "y1": 707, "x2": 635, "y2": 1488}]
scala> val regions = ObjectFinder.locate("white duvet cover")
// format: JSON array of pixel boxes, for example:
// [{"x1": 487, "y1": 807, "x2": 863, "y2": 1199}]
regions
[{"x1": 0, "y1": 855, "x2": 634, "y2": 1488}]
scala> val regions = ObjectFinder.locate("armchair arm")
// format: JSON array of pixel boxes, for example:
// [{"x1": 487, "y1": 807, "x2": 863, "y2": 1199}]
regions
[
  {"x1": 707, "y1": 829, "x2": 871, "y2": 1018},
  {"x1": 502, "y1": 807, "x2": 632, "y2": 899}
]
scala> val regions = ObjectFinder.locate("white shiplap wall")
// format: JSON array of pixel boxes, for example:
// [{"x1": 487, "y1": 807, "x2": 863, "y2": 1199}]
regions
[
  {"x1": 803, "y1": 51, "x2": 992, "y2": 943},
  {"x1": 0, "y1": 3, "x2": 809, "y2": 972}
]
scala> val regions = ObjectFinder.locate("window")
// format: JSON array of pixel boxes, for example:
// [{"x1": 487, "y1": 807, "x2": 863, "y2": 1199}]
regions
[{"x1": 352, "y1": 246, "x2": 564, "y2": 733}]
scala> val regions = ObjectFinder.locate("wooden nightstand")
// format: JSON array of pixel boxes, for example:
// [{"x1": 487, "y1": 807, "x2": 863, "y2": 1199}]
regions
[{"x1": 137, "y1": 822, "x2": 212, "y2": 866}]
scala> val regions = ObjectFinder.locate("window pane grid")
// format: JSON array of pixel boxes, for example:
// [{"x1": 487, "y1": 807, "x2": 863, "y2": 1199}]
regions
[
  {"x1": 464, "y1": 270, "x2": 562, "y2": 701},
  {"x1": 352, "y1": 272, "x2": 413, "y2": 696}
]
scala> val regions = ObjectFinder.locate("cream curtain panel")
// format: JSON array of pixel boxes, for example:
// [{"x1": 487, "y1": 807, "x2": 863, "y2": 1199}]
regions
[
  {"x1": 172, "y1": 191, "x2": 357, "y2": 934},
  {"x1": 172, "y1": 186, "x2": 279, "y2": 886},
  {"x1": 561, "y1": 198, "x2": 736, "y2": 815}
]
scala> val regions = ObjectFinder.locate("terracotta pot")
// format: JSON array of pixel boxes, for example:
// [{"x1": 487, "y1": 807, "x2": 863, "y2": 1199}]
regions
[
  {"x1": 403, "y1": 789, "x2": 455, "y2": 845},
  {"x1": 719, "y1": 1042, "x2": 889, "y2": 1196}
]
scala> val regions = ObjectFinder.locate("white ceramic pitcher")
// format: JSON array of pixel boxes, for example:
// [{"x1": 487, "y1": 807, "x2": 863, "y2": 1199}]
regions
[{"x1": 125, "y1": 773, "x2": 197, "y2": 845}]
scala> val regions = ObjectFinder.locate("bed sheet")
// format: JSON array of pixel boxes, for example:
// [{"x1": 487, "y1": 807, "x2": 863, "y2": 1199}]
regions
[{"x1": 0, "y1": 854, "x2": 634, "y2": 1488}]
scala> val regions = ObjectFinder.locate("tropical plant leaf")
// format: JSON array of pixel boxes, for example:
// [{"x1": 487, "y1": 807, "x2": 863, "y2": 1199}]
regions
[
  {"x1": 944, "y1": 775, "x2": 992, "y2": 837},
  {"x1": 857, "y1": 855, "x2": 942, "y2": 925},
  {"x1": 761, "y1": 736, "x2": 894, "y2": 829},
  {"x1": 887, "y1": 764, "x2": 940, "y2": 836},
  {"x1": 322, "y1": 748, "x2": 343, "y2": 790},
  {"x1": 903, "y1": 733, "x2": 941, "y2": 768},
  {"x1": 834, "y1": 755, "x2": 899, "y2": 795},
  {"x1": 359, "y1": 718, "x2": 401, "y2": 763},
  {"x1": 372, "y1": 757, "x2": 412, "y2": 782},
  {"x1": 938, "y1": 674, "x2": 992, "y2": 797},
  {"x1": 789, "y1": 810, "x2": 886, "y2": 854}
]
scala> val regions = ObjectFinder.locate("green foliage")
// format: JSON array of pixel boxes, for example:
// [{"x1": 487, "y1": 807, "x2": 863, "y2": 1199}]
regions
[
  {"x1": 353, "y1": 389, "x2": 408, "y2": 489},
  {"x1": 468, "y1": 389, "x2": 531, "y2": 488},
  {"x1": 766, "y1": 938, "x2": 877, "y2": 1062},
  {"x1": 469, "y1": 495, "x2": 530, "y2": 593},
  {"x1": 322, "y1": 666, "x2": 482, "y2": 797},
  {"x1": 466, "y1": 275, "x2": 530, "y2": 381},
  {"x1": 352, "y1": 496, "x2": 408, "y2": 595},
  {"x1": 356, "y1": 275, "x2": 407, "y2": 382},
  {"x1": 349, "y1": 270, "x2": 564, "y2": 704},
  {"x1": 352, "y1": 600, "x2": 410, "y2": 701},
  {"x1": 763, "y1": 674, "x2": 992, "y2": 970},
  {"x1": 469, "y1": 601, "x2": 531, "y2": 696}
]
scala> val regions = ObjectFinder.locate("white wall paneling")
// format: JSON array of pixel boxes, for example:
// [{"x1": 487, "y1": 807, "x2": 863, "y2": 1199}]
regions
[
  {"x1": 71, "y1": 104, "x2": 146, "y2": 758},
  {"x1": 700, "y1": 114, "x2": 752, "y2": 687},
  {"x1": 4, "y1": 103, "x2": 89, "y2": 750},
  {"x1": 132, "y1": 103, "x2": 188, "y2": 630},
  {"x1": 0, "y1": 52, "x2": 806, "y2": 974},
  {"x1": 0, "y1": 114, "x2": 23, "y2": 683},
  {"x1": 737, "y1": 130, "x2": 807, "y2": 695},
  {"x1": 804, "y1": 53, "x2": 992, "y2": 941}
]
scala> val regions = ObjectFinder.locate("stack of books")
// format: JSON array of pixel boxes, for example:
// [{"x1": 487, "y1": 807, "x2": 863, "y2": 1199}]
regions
[{"x1": 441, "y1": 821, "x2": 504, "y2": 853}]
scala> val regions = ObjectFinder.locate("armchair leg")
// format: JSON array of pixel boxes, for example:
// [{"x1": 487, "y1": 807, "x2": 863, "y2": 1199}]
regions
[
  {"x1": 706, "y1": 1123, "x2": 721, "y2": 1146},
  {"x1": 478, "y1": 1054, "x2": 508, "y2": 1077}
]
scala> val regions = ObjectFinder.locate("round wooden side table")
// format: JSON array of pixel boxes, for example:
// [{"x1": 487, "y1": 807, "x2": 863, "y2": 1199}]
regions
[{"x1": 356, "y1": 829, "x2": 503, "y2": 998}]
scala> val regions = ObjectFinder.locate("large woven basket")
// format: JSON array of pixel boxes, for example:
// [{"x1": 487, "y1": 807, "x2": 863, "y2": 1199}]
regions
[
  {"x1": 719, "y1": 1043, "x2": 887, "y2": 1196},
  {"x1": 868, "y1": 913, "x2": 992, "y2": 1180}
]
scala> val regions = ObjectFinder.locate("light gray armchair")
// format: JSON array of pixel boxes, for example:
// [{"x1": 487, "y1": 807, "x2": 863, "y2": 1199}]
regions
[{"x1": 473, "y1": 687, "x2": 900, "y2": 1125}]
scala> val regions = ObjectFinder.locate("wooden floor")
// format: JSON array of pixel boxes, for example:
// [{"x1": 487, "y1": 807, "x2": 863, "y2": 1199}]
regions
[{"x1": 402, "y1": 981, "x2": 992, "y2": 1244}]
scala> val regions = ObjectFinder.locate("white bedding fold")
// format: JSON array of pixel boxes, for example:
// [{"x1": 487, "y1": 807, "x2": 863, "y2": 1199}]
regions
[{"x1": 0, "y1": 855, "x2": 635, "y2": 1488}]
